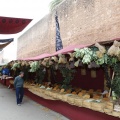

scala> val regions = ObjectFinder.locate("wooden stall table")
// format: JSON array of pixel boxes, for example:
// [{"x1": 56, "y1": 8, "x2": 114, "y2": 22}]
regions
[{"x1": 23, "y1": 88, "x2": 120, "y2": 120}]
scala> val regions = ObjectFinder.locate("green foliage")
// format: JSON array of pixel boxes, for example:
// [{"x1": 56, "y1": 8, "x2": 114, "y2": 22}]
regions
[
  {"x1": 59, "y1": 67, "x2": 76, "y2": 89},
  {"x1": 112, "y1": 76, "x2": 120, "y2": 98},
  {"x1": 29, "y1": 61, "x2": 40, "y2": 72},
  {"x1": 74, "y1": 47, "x2": 119, "y2": 66},
  {"x1": 49, "y1": 0, "x2": 63, "y2": 11},
  {"x1": 74, "y1": 48, "x2": 93, "y2": 64},
  {"x1": 103, "y1": 64, "x2": 111, "y2": 88},
  {"x1": 11, "y1": 62, "x2": 20, "y2": 71},
  {"x1": 35, "y1": 67, "x2": 46, "y2": 84},
  {"x1": 112, "y1": 63, "x2": 120, "y2": 98}
]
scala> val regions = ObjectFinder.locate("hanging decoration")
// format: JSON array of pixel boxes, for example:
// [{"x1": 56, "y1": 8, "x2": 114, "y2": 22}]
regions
[
  {"x1": 55, "y1": 12, "x2": 63, "y2": 51},
  {"x1": 58, "y1": 54, "x2": 67, "y2": 64},
  {"x1": 74, "y1": 59, "x2": 80, "y2": 67},
  {"x1": 51, "y1": 56, "x2": 59, "y2": 62},
  {"x1": 91, "y1": 70, "x2": 96, "y2": 78},
  {"x1": 107, "y1": 40, "x2": 120, "y2": 56},
  {"x1": 95, "y1": 43, "x2": 105, "y2": 58},
  {"x1": 81, "y1": 68, "x2": 86, "y2": 75},
  {"x1": 68, "y1": 52, "x2": 75, "y2": 61}
]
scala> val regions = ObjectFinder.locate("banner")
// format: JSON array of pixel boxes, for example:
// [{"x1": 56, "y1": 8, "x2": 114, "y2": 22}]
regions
[{"x1": 55, "y1": 12, "x2": 63, "y2": 51}]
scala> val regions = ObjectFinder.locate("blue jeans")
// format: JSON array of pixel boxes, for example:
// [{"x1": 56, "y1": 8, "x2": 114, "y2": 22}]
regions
[{"x1": 16, "y1": 87, "x2": 24, "y2": 104}]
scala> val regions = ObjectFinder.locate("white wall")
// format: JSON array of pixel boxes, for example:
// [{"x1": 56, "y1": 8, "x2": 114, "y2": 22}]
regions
[{"x1": 3, "y1": 39, "x2": 17, "y2": 62}]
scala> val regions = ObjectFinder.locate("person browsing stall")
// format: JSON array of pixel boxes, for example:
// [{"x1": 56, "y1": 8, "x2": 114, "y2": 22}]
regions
[{"x1": 14, "y1": 72, "x2": 24, "y2": 106}]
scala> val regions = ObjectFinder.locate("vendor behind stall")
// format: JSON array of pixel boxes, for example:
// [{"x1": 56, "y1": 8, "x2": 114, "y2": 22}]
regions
[{"x1": 1, "y1": 66, "x2": 10, "y2": 85}]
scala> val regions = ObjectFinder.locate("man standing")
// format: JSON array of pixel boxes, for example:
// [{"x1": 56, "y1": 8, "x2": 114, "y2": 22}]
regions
[{"x1": 14, "y1": 72, "x2": 24, "y2": 106}]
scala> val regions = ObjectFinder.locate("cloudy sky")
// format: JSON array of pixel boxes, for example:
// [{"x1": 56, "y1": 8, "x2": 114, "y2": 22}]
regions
[{"x1": 0, "y1": 0, "x2": 53, "y2": 61}]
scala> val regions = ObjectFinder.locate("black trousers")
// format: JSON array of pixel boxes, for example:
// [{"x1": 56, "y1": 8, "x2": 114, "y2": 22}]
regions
[{"x1": 16, "y1": 87, "x2": 24, "y2": 104}]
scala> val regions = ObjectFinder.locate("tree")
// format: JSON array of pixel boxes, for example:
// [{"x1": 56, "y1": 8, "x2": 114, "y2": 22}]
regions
[{"x1": 49, "y1": 0, "x2": 63, "y2": 12}]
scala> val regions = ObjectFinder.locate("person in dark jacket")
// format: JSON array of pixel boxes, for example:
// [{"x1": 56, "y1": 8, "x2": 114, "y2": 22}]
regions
[{"x1": 14, "y1": 72, "x2": 24, "y2": 106}]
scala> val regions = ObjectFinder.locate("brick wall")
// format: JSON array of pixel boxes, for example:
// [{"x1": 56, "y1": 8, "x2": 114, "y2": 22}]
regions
[{"x1": 17, "y1": 0, "x2": 120, "y2": 59}]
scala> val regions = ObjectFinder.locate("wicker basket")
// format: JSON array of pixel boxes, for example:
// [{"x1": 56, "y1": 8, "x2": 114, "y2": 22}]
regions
[
  {"x1": 57, "y1": 93, "x2": 63, "y2": 100},
  {"x1": 28, "y1": 88, "x2": 37, "y2": 95},
  {"x1": 105, "y1": 101, "x2": 114, "y2": 110},
  {"x1": 91, "y1": 102, "x2": 105, "y2": 112},
  {"x1": 74, "y1": 97, "x2": 83, "y2": 107},
  {"x1": 102, "y1": 97, "x2": 110, "y2": 101},
  {"x1": 112, "y1": 111, "x2": 120, "y2": 117},
  {"x1": 104, "y1": 108, "x2": 113, "y2": 114},
  {"x1": 62, "y1": 94, "x2": 68, "y2": 102},
  {"x1": 44, "y1": 90, "x2": 51, "y2": 96},
  {"x1": 50, "y1": 91, "x2": 58, "y2": 98},
  {"x1": 48, "y1": 91, "x2": 53, "y2": 97},
  {"x1": 82, "y1": 99, "x2": 93, "y2": 109},
  {"x1": 39, "y1": 88, "x2": 46, "y2": 93},
  {"x1": 67, "y1": 95, "x2": 76, "y2": 105}
]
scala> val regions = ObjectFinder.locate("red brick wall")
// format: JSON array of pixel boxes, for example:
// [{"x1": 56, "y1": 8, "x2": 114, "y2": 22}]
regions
[{"x1": 17, "y1": 0, "x2": 120, "y2": 58}]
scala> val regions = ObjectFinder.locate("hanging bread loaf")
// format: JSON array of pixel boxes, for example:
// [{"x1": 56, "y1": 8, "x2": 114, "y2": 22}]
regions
[
  {"x1": 44, "y1": 57, "x2": 50, "y2": 62},
  {"x1": 51, "y1": 56, "x2": 58, "y2": 62},
  {"x1": 107, "y1": 40, "x2": 120, "y2": 56},
  {"x1": 58, "y1": 54, "x2": 67, "y2": 64},
  {"x1": 96, "y1": 51, "x2": 104, "y2": 58},
  {"x1": 95, "y1": 43, "x2": 106, "y2": 54},
  {"x1": 74, "y1": 59, "x2": 80, "y2": 67},
  {"x1": 68, "y1": 53, "x2": 74, "y2": 61}
]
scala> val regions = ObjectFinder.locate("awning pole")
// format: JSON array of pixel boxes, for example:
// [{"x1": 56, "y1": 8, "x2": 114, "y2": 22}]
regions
[{"x1": 108, "y1": 71, "x2": 115, "y2": 97}]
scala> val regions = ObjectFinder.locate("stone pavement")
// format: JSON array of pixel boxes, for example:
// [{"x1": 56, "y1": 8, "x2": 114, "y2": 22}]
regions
[{"x1": 0, "y1": 84, "x2": 69, "y2": 120}]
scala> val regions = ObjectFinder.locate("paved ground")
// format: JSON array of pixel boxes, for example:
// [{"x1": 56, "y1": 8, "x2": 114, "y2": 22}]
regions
[{"x1": 0, "y1": 84, "x2": 69, "y2": 120}]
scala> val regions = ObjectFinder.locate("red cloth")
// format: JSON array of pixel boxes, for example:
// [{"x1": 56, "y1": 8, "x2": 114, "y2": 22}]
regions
[
  {"x1": 71, "y1": 67, "x2": 104, "y2": 91},
  {"x1": 53, "y1": 67, "x2": 104, "y2": 91},
  {"x1": 52, "y1": 44, "x2": 91, "y2": 56},
  {"x1": 0, "y1": 16, "x2": 32, "y2": 34},
  {"x1": 19, "y1": 53, "x2": 51, "y2": 61},
  {"x1": 6, "y1": 78, "x2": 12, "y2": 87}
]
